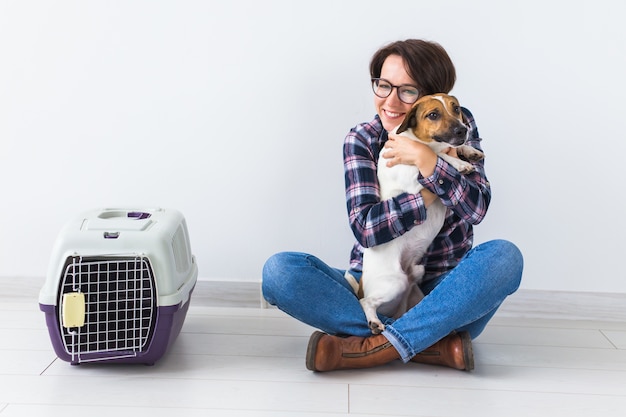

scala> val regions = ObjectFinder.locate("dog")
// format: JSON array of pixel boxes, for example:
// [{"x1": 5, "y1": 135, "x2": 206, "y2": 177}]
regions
[{"x1": 355, "y1": 94, "x2": 484, "y2": 334}]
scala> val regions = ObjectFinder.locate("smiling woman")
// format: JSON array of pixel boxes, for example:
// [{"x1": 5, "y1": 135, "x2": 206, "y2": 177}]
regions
[{"x1": 262, "y1": 38, "x2": 523, "y2": 373}]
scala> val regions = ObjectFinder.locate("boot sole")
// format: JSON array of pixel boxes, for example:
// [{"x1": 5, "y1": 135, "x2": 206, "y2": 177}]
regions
[{"x1": 305, "y1": 331, "x2": 326, "y2": 371}]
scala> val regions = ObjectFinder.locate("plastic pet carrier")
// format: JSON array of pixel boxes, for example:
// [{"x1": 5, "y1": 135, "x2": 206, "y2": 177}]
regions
[{"x1": 39, "y1": 208, "x2": 197, "y2": 365}]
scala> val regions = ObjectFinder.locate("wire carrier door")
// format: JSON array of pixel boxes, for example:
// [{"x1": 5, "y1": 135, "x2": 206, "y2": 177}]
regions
[{"x1": 58, "y1": 255, "x2": 157, "y2": 363}]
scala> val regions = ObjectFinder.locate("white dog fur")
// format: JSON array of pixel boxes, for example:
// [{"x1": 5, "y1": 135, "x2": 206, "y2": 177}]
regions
[{"x1": 352, "y1": 94, "x2": 484, "y2": 334}]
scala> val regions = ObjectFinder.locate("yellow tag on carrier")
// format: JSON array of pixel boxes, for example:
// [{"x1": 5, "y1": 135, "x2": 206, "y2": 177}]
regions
[{"x1": 62, "y1": 292, "x2": 85, "y2": 328}]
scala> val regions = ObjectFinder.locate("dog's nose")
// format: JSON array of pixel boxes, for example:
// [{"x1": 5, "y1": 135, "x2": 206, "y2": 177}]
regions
[{"x1": 454, "y1": 125, "x2": 467, "y2": 138}]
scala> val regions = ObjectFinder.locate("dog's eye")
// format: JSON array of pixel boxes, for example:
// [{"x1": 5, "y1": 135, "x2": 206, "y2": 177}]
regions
[
  {"x1": 427, "y1": 111, "x2": 440, "y2": 120},
  {"x1": 453, "y1": 105, "x2": 461, "y2": 114}
]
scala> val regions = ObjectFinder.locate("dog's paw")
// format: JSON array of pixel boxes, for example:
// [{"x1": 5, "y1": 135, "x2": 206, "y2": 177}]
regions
[
  {"x1": 456, "y1": 161, "x2": 476, "y2": 175},
  {"x1": 368, "y1": 320, "x2": 385, "y2": 334},
  {"x1": 458, "y1": 146, "x2": 485, "y2": 163}
]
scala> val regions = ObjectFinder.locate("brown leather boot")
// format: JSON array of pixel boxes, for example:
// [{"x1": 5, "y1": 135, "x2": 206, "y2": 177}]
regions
[
  {"x1": 410, "y1": 331, "x2": 474, "y2": 371},
  {"x1": 306, "y1": 331, "x2": 400, "y2": 372}
]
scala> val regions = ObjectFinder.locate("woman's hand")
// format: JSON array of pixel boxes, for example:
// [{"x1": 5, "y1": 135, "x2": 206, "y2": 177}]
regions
[
  {"x1": 384, "y1": 134, "x2": 461, "y2": 208},
  {"x1": 384, "y1": 133, "x2": 442, "y2": 177}
]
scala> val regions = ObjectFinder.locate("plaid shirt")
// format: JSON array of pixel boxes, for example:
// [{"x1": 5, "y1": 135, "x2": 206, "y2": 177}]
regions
[{"x1": 344, "y1": 107, "x2": 491, "y2": 280}]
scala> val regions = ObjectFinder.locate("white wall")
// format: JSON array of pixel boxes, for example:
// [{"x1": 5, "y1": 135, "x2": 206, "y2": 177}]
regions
[{"x1": 1, "y1": 0, "x2": 625, "y2": 293}]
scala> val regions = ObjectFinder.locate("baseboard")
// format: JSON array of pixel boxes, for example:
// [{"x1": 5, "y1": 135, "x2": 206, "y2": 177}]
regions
[
  {"x1": 192, "y1": 280, "x2": 626, "y2": 322},
  {"x1": 194, "y1": 281, "x2": 626, "y2": 322},
  {"x1": 3, "y1": 276, "x2": 626, "y2": 322}
]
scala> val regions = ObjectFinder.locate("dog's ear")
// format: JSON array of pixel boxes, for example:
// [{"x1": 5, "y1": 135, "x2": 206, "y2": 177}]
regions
[
  {"x1": 448, "y1": 95, "x2": 467, "y2": 124},
  {"x1": 459, "y1": 105, "x2": 469, "y2": 126},
  {"x1": 395, "y1": 103, "x2": 419, "y2": 134}
]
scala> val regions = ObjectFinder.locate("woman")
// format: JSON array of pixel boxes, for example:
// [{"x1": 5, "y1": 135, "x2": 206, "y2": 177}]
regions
[{"x1": 262, "y1": 39, "x2": 523, "y2": 372}]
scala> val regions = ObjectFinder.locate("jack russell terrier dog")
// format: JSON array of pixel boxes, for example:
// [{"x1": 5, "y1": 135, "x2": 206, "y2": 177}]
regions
[{"x1": 354, "y1": 94, "x2": 484, "y2": 334}]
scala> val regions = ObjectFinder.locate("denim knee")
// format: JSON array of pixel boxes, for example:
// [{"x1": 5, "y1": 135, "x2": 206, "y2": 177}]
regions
[
  {"x1": 483, "y1": 239, "x2": 524, "y2": 294},
  {"x1": 261, "y1": 251, "x2": 305, "y2": 304},
  {"x1": 262, "y1": 252, "x2": 286, "y2": 303}
]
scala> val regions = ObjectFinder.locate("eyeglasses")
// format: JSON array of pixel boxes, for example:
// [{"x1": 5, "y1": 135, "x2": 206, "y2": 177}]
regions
[{"x1": 371, "y1": 78, "x2": 420, "y2": 104}]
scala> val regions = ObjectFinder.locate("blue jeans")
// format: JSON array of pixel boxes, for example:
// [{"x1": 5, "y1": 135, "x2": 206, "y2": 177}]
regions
[{"x1": 262, "y1": 239, "x2": 523, "y2": 362}]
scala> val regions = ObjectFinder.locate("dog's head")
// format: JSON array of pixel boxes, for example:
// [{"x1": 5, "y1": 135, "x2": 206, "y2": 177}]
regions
[{"x1": 395, "y1": 94, "x2": 468, "y2": 147}]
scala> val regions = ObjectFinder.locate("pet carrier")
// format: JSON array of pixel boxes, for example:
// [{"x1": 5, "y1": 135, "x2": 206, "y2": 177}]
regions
[{"x1": 39, "y1": 208, "x2": 197, "y2": 365}]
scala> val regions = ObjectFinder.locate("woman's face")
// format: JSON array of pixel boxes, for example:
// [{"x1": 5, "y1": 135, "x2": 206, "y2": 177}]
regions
[{"x1": 374, "y1": 54, "x2": 418, "y2": 132}]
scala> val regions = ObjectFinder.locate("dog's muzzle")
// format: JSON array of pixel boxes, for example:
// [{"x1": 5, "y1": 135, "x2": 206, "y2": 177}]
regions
[{"x1": 434, "y1": 124, "x2": 468, "y2": 146}]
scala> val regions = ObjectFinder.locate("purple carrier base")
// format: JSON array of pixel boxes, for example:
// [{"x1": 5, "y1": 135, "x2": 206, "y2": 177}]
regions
[{"x1": 39, "y1": 289, "x2": 194, "y2": 366}]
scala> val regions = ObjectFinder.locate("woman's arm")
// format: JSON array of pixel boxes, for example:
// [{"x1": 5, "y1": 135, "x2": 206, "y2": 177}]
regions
[{"x1": 344, "y1": 122, "x2": 428, "y2": 249}]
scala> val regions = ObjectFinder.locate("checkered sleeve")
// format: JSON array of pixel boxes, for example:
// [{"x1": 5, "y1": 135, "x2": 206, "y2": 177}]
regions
[{"x1": 344, "y1": 117, "x2": 428, "y2": 249}]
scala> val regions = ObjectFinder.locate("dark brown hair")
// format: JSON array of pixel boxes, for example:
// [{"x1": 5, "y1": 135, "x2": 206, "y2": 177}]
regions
[{"x1": 369, "y1": 39, "x2": 456, "y2": 95}]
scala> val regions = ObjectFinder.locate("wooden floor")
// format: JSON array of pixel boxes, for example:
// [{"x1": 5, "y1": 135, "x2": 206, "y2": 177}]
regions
[{"x1": 1, "y1": 278, "x2": 625, "y2": 416}]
